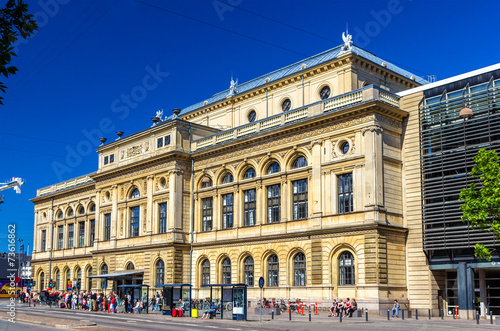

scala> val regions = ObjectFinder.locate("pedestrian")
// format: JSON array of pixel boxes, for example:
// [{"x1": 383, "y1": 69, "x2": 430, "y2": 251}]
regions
[
  {"x1": 111, "y1": 295, "x2": 117, "y2": 313},
  {"x1": 345, "y1": 298, "x2": 351, "y2": 317},
  {"x1": 348, "y1": 298, "x2": 357, "y2": 317},
  {"x1": 336, "y1": 299, "x2": 344, "y2": 317},
  {"x1": 71, "y1": 292, "x2": 77, "y2": 309},
  {"x1": 391, "y1": 300, "x2": 400, "y2": 318},
  {"x1": 124, "y1": 293, "x2": 129, "y2": 313},
  {"x1": 90, "y1": 291, "x2": 97, "y2": 311},
  {"x1": 328, "y1": 299, "x2": 337, "y2": 317}
]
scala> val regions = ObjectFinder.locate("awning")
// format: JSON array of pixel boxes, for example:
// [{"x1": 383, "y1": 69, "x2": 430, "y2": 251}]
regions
[{"x1": 87, "y1": 270, "x2": 144, "y2": 279}]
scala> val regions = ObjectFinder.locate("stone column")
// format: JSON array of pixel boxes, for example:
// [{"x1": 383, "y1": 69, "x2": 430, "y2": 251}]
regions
[
  {"x1": 233, "y1": 184, "x2": 240, "y2": 228},
  {"x1": 362, "y1": 125, "x2": 385, "y2": 214},
  {"x1": 311, "y1": 139, "x2": 323, "y2": 217},
  {"x1": 169, "y1": 169, "x2": 184, "y2": 230},
  {"x1": 256, "y1": 181, "x2": 264, "y2": 225},
  {"x1": 213, "y1": 190, "x2": 219, "y2": 230},
  {"x1": 94, "y1": 190, "x2": 101, "y2": 245},
  {"x1": 111, "y1": 185, "x2": 118, "y2": 248},
  {"x1": 146, "y1": 175, "x2": 154, "y2": 236},
  {"x1": 281, "y1": 175, "x2": 288, "y2": 222}
]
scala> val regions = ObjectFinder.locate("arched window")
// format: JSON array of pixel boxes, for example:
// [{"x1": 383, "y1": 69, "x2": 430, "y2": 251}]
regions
[
  {"x1": 87, "y1": 267, "x2": 92, "y2": 291},
  {"x1": 293, "y1": 252, "x2": 306, "y2": 286},
  {"x1": 201, "y1": 259, "x2": 210, "y2": 285},
  {"x1": 55, "y1": 269, "x2": 60, "y2": 290},
  {"x1": 65, "y1": 269, "x2": 71, "y2": 290},
  {"x1": 222, "y1": 258, "x2": 231, "y2": 284},
  {"x1": 130, "y1": 187, "x2": 140, "y2": 199},
  {"x1": 156, "y1": 259, "x2": 165, "y2": 286},
  {"x1": 90, "y1": 204, "x2": 96, "y2": 212},
  {"x1": 78, "y1": 206, "x2": 85, "y2": 215},
  {"x1": 243, "y1": 168, "x2": 256, "y2": 179},
  {"x1": 201, "y1": 176, "x2": 212, "y2": 188},
  {"x1": 39, "y1": 272, "x2": 44, "y2": 291},
  {"x1": 101, "y1": 264, "x2": 108, "y2": 289},
  {"x1": 282, "y1": 98, "x2": 291, "y2": 112},
  {"x1": 221, "y1": 172, "x2": 234, "y2": 184},
  {"x1": 266, "y1": 162, "x2": 280, "y2": 174},
  {"x1": 76, "y1": 268, "x2": 82, "y2": 290},
  {"x1": 126, "y1": 262, "x2": 135, "y2": 270},
  {"x1": 244, "y1": 256, "x2": 254, "y2": 287},
  {"x1": 268, "y1": 254, "x2": 279, "y2": 287},
  {"x1": 67, "y1": 208, "x2": 74, "y2": 217},
  {"x1": 57, "y1": 210, "x2": 63, "y2": 219},
  {"x1": 339, "y1": 251, "x2": 355, "y2": 285},
  {"x1": 292, "y1": 156, "x2": 307, "y2": 169}
]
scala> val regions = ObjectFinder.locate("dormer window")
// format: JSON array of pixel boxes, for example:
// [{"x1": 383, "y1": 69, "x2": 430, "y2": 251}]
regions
[
  {"x1": 109, "y1": 154, "x2": 114, "y2": 163},
  {"x1": 164, "y1": 135, "x2": 171, "y2": 145},
  {"x1": 104, "y1": 156, "x2": 109, "y2": 165},
  {"x1": 157, "y1": 137, "x2": 163, "y2": 148}
]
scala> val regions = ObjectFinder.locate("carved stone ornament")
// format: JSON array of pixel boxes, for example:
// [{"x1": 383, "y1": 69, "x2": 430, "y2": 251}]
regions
[
  {"x1": 144, "y1": 141, "x2": 150, "y2": 152},
  {"x1": 362, "y1": 125, "x2": 384, "y2": 135},
  {"x1": 350, "y1": 136, "x2": 356, "y2": 154},
  {"x1": 311, "y1": 139, "x2": 323, "y2": 148},
  {"x1": 120, "y1": 150, "x2": 125, "y2": 160},
  {"x1": 127, "y1": 145, "x2": 142, "y2": 158},
  {"x1": 120, "y1": 211, "x2": 124, "y2": 236}
]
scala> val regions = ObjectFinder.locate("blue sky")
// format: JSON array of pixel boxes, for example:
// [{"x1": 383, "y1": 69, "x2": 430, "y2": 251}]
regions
[{"x1": 1, "y1": 0, "x2": 499, "y2": 253}]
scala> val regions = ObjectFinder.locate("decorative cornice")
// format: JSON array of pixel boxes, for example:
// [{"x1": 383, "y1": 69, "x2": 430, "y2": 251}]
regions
[{"x1": 362, "y1": 125, "x2": 384, "y2": 135}]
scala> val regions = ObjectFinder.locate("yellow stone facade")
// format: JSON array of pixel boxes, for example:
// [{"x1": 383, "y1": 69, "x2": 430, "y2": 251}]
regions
[{"x1": 31, "y1": 48, "x2": 422, "y2": 312}]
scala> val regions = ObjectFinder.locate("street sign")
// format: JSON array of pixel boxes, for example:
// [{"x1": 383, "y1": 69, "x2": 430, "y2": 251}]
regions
[{"x1": 258, "y1": 277, "x2": 264, "y2": 288}]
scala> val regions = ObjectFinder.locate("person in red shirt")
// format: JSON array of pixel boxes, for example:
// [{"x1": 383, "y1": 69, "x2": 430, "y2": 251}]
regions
[{"x1": 110, "y1": 295, "x2": 117, "y2": 313}]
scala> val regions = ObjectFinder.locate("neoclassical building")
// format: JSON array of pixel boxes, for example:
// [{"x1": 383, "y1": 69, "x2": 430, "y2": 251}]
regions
[{"x1": 31, "y1": 35, "x2": 428, "y2": 312}]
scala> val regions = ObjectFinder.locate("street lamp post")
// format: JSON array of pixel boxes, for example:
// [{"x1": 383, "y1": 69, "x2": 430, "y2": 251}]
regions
[{"x1": 17, "y1": 238, "x2": 23, "y2": 284}]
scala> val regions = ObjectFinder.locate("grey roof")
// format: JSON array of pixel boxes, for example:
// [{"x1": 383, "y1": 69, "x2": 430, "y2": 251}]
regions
[{"x1": 177, "y1": 45, "x2": 427, "y2": 118}]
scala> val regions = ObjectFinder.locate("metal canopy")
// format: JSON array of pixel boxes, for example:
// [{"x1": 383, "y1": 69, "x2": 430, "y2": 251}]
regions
[{"x1": 87, "y1": 270, "x2": 144, "y2": 279}]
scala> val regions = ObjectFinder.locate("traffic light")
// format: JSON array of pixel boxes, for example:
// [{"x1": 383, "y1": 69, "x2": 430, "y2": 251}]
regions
[
  {"x1": 29, "y1": 279, "x2": 34, "y2": 287},
  {"x1": 49, "y1": 279, "x2": 54, "y2": 288}
]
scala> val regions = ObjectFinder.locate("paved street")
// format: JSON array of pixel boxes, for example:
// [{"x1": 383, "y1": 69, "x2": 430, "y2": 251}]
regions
[{"x1": 0, "y1": 299, "x2": 499, "y2": 331}]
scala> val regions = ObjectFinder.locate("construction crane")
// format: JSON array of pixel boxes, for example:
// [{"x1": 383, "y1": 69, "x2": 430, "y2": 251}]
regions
[{"x1": 0, "y1": 177, "x2": 25, "y2": 205}]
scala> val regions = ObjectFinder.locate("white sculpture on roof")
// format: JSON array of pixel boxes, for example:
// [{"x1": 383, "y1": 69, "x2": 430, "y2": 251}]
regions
[
  {"x1": 227, "y1": 77, "x2": 238, "y2": 97},
  {"x1": 341, "y1": 30, "x2": 353, "y2": 52},
  {"x1": 156, "y1": 109, "x2": 164, "y2": 121}
]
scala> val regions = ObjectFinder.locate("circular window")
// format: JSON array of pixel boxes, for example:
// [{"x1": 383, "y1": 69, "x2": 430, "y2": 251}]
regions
[
  {"x1": 159, "y1": 177, "x2": 167, "y2": 189},
  {"x1": 340, "y1": 141, "x2": 350, "y2": 154},
  {"x1": 248, "y1": 110, "x2": 256, "y2": 123},
  {"x1": 281, "y1": 99, "x2": 291, "y2": 112},
  {"x1": 320, "y1": 86, "x2": 331, "y2": 100}
]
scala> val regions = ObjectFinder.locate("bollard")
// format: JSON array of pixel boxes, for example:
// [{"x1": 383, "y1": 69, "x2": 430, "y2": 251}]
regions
[
  {"x1": 402, "y1": 309, "x2": 404, "y2": 320},
  {"x1": 297, "y1": 303, "x2": 300, "y2": 314},
  {"x1": 309, "y1": 305, "x2": 311, "y2": 322},
  {"x1": 441, "y1": 308, "x2": 443, "y2": 319},
  {"x1": 272, "y1": 310, "x2": 274, "y2": 320},
  {"x1": 340, "y1": 312, "x2": 342, "y2": 323},
  {"x1": 315, "y1": 302, "x2": 318, "y2": 315},
  {"x1": 302, "y1": 304, "x2": 305, "y2": 315},
  {"x1": 491, "y1": 311, "x2": 493, "y2": 324},
  {"x1": 453, "y1": 307, "x2": 455, "y2": 319},
  {"x1": 289, "y1": 306, "x2": 292, "y2": 321},
  {"x1": 387, "y1": 309, "x2": 390, "y2": 320},
  {"x1": 366, "y1": 308, "x2": 368, "y2": 322},
  {"x1": 429, "y1": 309, "x2": 431, "y2": 319},
  {"x1": 476, "y1": 311, "x2": 479, "y2": 325},
  {"x1": 455, "y1": 306, "x2": 458, "y2": 319},
  {"x1": 416, "y1": 309, "x2": 418, "y2": 320}
]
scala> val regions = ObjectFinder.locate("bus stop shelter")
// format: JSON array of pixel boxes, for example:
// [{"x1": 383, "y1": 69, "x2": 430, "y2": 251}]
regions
[
  {"x1": 156, "y1": 284, "x2": 192, "y2": 316},
  {"x1": 117, "y1": 284, "x2": 150, "y2": 314},
  {"x1": 201, "y1": 284, "x2": 247, "y2": 320}
]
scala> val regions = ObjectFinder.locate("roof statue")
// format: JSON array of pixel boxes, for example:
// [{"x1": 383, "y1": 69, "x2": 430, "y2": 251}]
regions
[
  {"x1": 156, "y1": 109, "x2": 164, "y2": 121},
  {"x1": 341, "y1": 30, "x2": 353, "y2": 52},
  {"x1": 227, "y1": 77, "x2": 238, "y2": 97}
]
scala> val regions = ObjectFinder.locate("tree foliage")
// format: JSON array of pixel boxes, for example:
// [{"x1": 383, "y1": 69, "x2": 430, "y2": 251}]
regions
[
  {"x1": 459, "y1": 148, "x2": 500, "y2": 261},
  {"x1": 0, "y1": 0, "x2": 37, "y2": 105}
]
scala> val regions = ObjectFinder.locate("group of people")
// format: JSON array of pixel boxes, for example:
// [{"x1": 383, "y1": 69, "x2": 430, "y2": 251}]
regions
[
  {"x1": 60, "y1": 290, "x2": 118, "y2": 312},
  {"x1": 328, "y1": 298, "x2": 358, "y2": 318}
]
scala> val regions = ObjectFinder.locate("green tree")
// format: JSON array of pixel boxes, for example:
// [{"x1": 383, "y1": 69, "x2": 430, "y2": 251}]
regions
[
  {"x1": 459, "y1": 148, "x2": 500, "y2": 261},
  {"x1": 0, "y1": 0, "x2": 37, "y2": 105}
]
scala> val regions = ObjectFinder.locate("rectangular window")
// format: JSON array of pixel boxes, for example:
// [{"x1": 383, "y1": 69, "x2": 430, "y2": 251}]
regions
[
  {"x1": 58, "y1": 225, "x2": 64, "y2": 250},
  {"x1": 159, "y1": 203, "x2": 167, "y2": 234},
  {"x1": 338, "y1": 173, "x2": 353, "y2": 214},
  {"x1": 130, "y1": 206, "x2": 140, "y2": 237},
  {"x1": 164, "y1": 135, "x2": 171, "y2": 145},
  {"x1": 267, "y1": 184, "x2": 281, "y2": 223},
  {"x1": 157, "y1": 137, "x2": 163, "y2": 148},
  {"x1": 292, "y1": 179, "x2": 308, "y2": 220},
  {"x1": 90, "y1": 220, "x2": 95, "y2": 246},
  {"x1": 78, "y1": 222, "x2": 85, "y2": 247},
  {"x1": 222, "y1": 193, "x2": 233, "y2": 229},
  {"x1": 202, "y1": 198, "x2": 213, "y2": 232},
  {"x1": 104, "y1": 156, "x2": 108, "y2": 165},
  {"x1": 68, "y1": 224, "x2": 74, "y2": 248},
  {"x1": 104, "y1": 213, "x2": 111, "y2": 241},
  {"x1": 109, "y1": 154, "x2": 114, "y2": 163},
  {"x1": 244, "y1": 189, "x2": 256, "y2": 226},
  {"x1": 41, "y1": 230, "x2": 46, "y2": 252}
]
